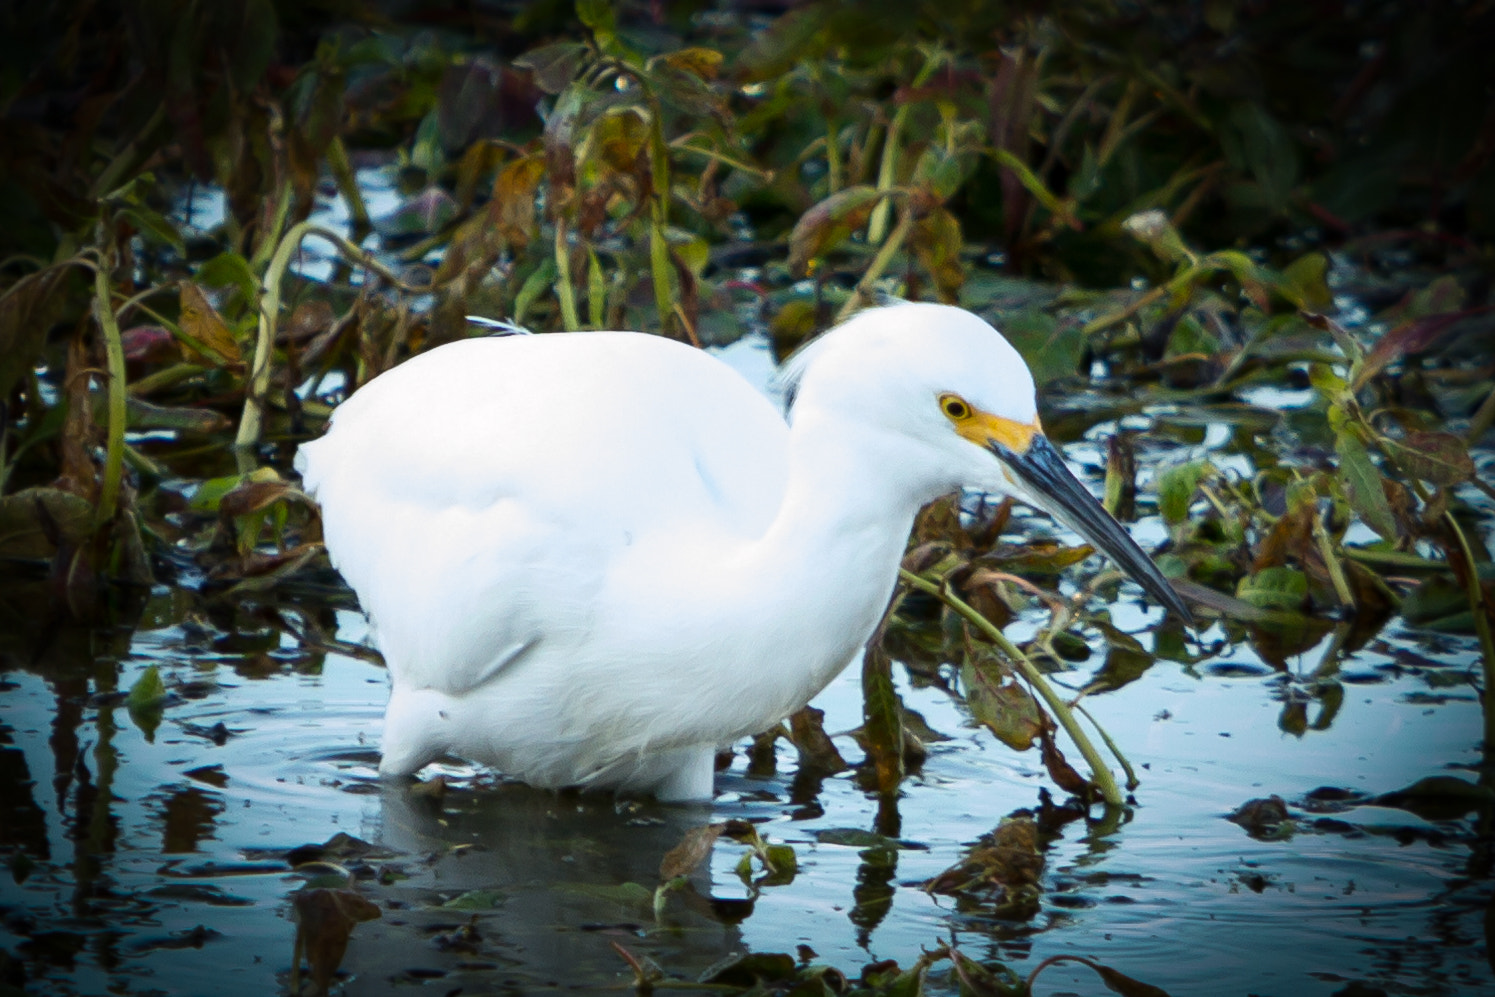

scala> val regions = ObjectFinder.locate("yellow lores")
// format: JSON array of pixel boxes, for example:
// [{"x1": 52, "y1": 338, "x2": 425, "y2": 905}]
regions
[
  {"x1": 298, "y1": 301, "x2": 1190, "y2": 801},
  {"x1": 941, "y1": 392, "x2": 1040, "y2": 455}
]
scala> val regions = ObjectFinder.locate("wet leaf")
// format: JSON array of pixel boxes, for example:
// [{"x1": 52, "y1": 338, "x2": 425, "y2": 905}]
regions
[
  {"x1": 1235, "y1": 566, "x2": 1309, "y2": 612},
  {"x1": 1401, "y1": 573, "x2": 1478, "y2": 631},
  {"x1": 126, "y1": 665, "x2": 168, "y2": 712},
  {"x1": 701, "y1": 952, "x2": 799, "y2": 986},
  {"x1": 860, "y1": 645, "x2": 905, "y2": 793},
  {"x1": 1089, "y1": 642, "x2": 1154, "y2": 693},
  {"x1": 787, "y1": 706, "x2": 848, "y2": 774},
  {"x1": 0, "y1": 488, "x2": 93, "y2": 560},
  {"x1": 962, "y1": 658, "x2": 1045, "y2": 751},
  {"x1": 659, "y1": 824, "x2": 724, "y2": 881},
  {"x1": 292, "y1": 887, "x2": 381, "y2": 993},
  {"x1": 1373, "y1": 776, "x2": 1495, "y2": 821},
  {"x1": 1093, "y1": 963, "x2": 1174, "y2": 997},
  {"x1": 923, "y1": 816, "x2": 1043, "y2": 917},
  {"x1": 1039, "y1": 730, "x2": 1092, "y2": 800},
  {"x1": 1334, "y1": 429, "x2": 1397, "y2": 540},
  {"x1": 440, "y1": 889, "x2": 505, "y2": 910},
  {"x1": 762, "y1": 845, "x2": 798, "y2": 885},
  {"x1": 814, "y1": 828, "x2": 904, "y2": 849},
  {"x1": 557, "y1": 881, "x2": 654, "y2": 909},
  {"x1": 1227, "y1": 795, "x2": 1293, "y2": 839}
]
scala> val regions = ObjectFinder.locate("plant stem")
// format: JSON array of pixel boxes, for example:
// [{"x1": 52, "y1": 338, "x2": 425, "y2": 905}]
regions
[
  {"x1": 838, "y1": 207, "x2": 912, "y2": 322},
  {"x1": 554, "y1": 219, "x2": 580, "y2": 331},
  {"x1": 236, "y1": 222, "x2": 423, "y2": 451},
  {"x1": 1443, "y1": 511, "x2": 1495, "y2": 749},
  {"x1": 898, "y1": 568, "x2": 1125, "y2": 806},
  {"x1": 92, "y1": 242, "x2": 128, "y2": 530},
  {"x1": 1312, "y1": 511, "x2": 1356, "y2": 609}
]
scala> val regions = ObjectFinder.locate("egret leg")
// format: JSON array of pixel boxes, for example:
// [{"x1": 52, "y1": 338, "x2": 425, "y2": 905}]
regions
[{"x1": 651, "y1": 745, "x2": 717, "y2": 802}]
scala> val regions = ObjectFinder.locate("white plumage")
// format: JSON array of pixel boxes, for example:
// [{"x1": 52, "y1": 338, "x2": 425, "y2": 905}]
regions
[{"x1": 297, "y1": 301, "x2": 1186, "y2": 800}]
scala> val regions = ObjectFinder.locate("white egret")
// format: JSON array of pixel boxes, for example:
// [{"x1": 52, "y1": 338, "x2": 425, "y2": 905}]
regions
[{"x1": 297, "y1": 301, "x2": 1189, "y2": 801}]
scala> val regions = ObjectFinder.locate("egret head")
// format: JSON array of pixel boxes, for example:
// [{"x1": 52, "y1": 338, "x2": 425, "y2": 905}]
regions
[{"x1": 784, "y1": 302, "x2": 1191, "y2": 622}]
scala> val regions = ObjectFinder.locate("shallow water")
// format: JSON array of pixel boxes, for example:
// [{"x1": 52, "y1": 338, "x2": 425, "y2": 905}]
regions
[
  {"x1": 2, "y1": 576, "x2": 1490, "y2": 996},
  {"x1": 5, "y1": 318, "x2": 1493, "y2": 996}
]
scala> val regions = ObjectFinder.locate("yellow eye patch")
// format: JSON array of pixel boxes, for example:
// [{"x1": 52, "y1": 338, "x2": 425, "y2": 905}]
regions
[{"x1": 940, "y1": 394, "x2": 1041, "y2": 455}]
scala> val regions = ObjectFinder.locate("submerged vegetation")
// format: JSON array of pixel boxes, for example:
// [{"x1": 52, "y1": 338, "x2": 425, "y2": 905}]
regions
[{"x1": 2, "y1": 1, "x2": 1493, "y2": 993}]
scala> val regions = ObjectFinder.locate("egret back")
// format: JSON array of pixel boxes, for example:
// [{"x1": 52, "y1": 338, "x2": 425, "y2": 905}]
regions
[{"x1": 297, "y1": 332, "x2": 791, "y2": 698}]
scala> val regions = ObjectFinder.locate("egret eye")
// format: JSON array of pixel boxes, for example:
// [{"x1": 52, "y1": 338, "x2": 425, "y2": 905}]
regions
[{"x1": 940, "y1": 394, "x2": 972, "y2": 421}]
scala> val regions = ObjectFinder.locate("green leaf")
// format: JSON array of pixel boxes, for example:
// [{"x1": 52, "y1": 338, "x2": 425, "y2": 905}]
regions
[
  {"x1": 1277, "y1": 252, "x2": 1332, "y2": 311},
  {"x1": 1224, "y1": 101, "x2": 1298, "y2": 212},
  {"x1": 120, "y1": 205, "x2": 185, "y2": 254},
  {"x1": 1155, "y1": 460, "x2": 1212, "y2": 524},
  {"x1": 1002, "y1": 311, "x2": 1084, "y2": 387},
  {"x1": 575, "y1": 0, "x2": 616, "y2": 50},
  {"x1": 195, "y1": 251, "x2": 260, "y2": 303},
  {"x1": 761, "y1": 844, "x2": 798, "y2": 885},
  {"x1": 126, "y1": 665, "x2": 169, "y2": 741},
  {"x1": 440, "y1": 889, "x2": 505, "y2": 910},
  {"x1": 126, "y1": 665, "x2": 167, "y2": 711},
  {"x1": 1334, "y1": 430, "x2": 1397, "y2": 540},
  {"x1": 1236, "y1": 566, "x2": 1309, "y2": 611},
  {"x1": 513, "y1": 42, "x2": 587, "y2": 95}
]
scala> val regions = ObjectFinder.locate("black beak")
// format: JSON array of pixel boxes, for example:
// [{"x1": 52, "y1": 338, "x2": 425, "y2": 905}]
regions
[{"x1": 1000, "y1": 435, "x2": 1193, "y2": 624}]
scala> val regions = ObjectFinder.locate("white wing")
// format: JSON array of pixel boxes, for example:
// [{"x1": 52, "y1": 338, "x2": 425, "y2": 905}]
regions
[{"x1": 296, "y1": 332, "x2": 790, "y2": 698}]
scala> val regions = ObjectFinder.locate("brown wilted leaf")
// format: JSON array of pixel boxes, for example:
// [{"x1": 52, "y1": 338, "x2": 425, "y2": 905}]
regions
[
  {"x1": 292, "y1": 887, "x2": 381, "y2": 993},
  {"x1": 911, "y1": 493, "x2": 966, "y2": 546},
  {"x1": 0, "y1": 266, "x2": 67, "y2": 400},
  {"x1": 787, "y1": 185, "x2": 883, "y2": 276},
  {"x1": 1039, "y1": 728, "x2": 1092, "y2": 800},
  {"x1": 659, "y1": 823, "x2": 725, "y2": 881},
  {"x1": 218, "y1": 479, "x2": 293, "y2": 518},
  {"x1": 923, "y1": 816, "x2": 1044, "y2": 916},
  {"x1": 787, "y1": 705, "x2": 848, "y2": 774},
  {"x1": 1253, "y1": 499, "x2": 1313, "y2": 572},
  {"x1": 492, "y1": 156, "x2": 546, "y2": 248},
  {"x1": 1353, "y1": 309, "x2": 1480, "y2": 391},
  {"x1": 282, "y1": 300, "x2": 335, "y2": 343},
  {"x1": 859, "y1": 644, "x2": 905, "y2": 793},
  {"x1": 1104, "y1": 432, "x2": 1137, "y2": 521},
  {"x1": 1378, "y1": 431, "x2": 1475, "y2": 486},
  {"x1": 901, "y1": 540, "x2": 956, "y2": 575},
  {"x1": 653, "y1": 46, "x2": 724, "y2": 80},
  {"x1": 962, "y1": 655, "x2": 1046, "y2": 751},
  {"x1": 0, "y1": 488, "x2": 93, "y2": 560},
  {"x1": 1227, "y1": 795, "x2": 1292, "y2": 839}
]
